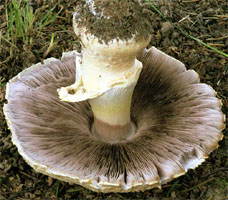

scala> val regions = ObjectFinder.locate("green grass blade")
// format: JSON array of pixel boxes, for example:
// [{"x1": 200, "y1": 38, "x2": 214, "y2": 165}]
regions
[
  {"x1": 12, "y1": 1, "x2": 25, "y2": 42},
  {"x1": 28, "y1": 4, "x2": 35, "y2": 30},
  {"x1": 5, "y1": 0, "x2": 36, "y2": 46},
  {"x1": 23, "y1": 0, "x2": 35, "y2": 44},
  {"x1": 24, "y1": 0, "x2": 30, "y2": 32},
  {"x1": 146, "y1": 0, "x2": 228, "y2": 72},
  {"x1": 55, "y1": 183, "x2": 60, "y2": 197},
  {"x1": 39, "y1": 5, "x2": 57, "y2": 29},
  {"x1": 146, "y1": 0, "x2": 228, "y2": 58},
  {"x1": 8, "y1": 3, "x2": 16, "y2": 44},
  {"x1": 39, "y1": 8, "x2": 62, "y2": 30},
  {"x1": 187, "y1": 34, "x2": 228, "y2": 58},
  {"x1": 0, "y1": 83, "x2": 5, "y2": 87},
  {"x1": 5, "y1": 2, "x2": 9, "y2": 39}
]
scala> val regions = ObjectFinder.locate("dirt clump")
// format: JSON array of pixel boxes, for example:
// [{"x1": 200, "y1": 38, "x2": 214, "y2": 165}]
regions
[{"x1": 75, "y1": 0, "x2": 158, "y2": 42}]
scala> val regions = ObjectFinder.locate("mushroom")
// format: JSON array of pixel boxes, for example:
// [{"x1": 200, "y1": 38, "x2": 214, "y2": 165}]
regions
[{"x1": 4, "y1": 0, "x2": 225, "y2": 193}]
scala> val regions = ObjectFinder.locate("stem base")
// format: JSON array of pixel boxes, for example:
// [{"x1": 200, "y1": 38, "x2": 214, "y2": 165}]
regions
[{"x1": 91, "y1": 120, "x2": 136, "y2": 143}]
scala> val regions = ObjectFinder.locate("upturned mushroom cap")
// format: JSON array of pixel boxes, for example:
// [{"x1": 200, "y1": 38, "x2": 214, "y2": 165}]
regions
[{"x1": 4, "y1": 47, "x2": 224, "y2": 192}]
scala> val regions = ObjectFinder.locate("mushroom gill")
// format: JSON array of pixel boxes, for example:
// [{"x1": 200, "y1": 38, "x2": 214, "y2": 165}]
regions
[{"x1": 4, "y1": 47, "x2": 224, "y2": 192}]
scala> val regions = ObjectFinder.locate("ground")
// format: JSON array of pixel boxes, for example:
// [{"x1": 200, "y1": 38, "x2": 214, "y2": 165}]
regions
[{"x1": 0, "y1": 0, "x2": 227, "y2": 199}]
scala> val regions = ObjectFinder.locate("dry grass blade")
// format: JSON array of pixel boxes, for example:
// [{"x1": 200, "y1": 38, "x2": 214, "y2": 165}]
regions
[
  {"x1": 146, "y1": 0, "x2": 228, "y2": 73},
  {"x1": 66, "y1": 188, "x2": 83, "y2": 193},
  {"x1": 181, "y1": 177, "x2": 215, "y2": 193}
]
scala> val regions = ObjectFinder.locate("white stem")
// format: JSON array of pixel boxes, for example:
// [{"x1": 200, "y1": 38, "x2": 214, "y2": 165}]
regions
[{"x1": 58, "y1": 15, "x2": 150, "y2": 142}]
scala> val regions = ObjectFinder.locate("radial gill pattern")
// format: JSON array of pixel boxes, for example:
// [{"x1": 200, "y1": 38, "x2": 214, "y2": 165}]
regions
[{"x1": 4, "y1": 47, "x2": 224, "y2": 192}]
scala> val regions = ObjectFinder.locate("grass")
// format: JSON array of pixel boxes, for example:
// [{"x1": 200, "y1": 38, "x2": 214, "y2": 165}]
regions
[
  {"x1": 1, "y1": 0, "x2": 61, "y2": 48},
  {"x1": 43, "y1": 32, "x2": 57, "y2": 58},
  {"x1": 146, "y1": 0, "x2": 228, "y2": 73},
  {"x1": 166, "y1": 180, "x2": 181, "y2": 197},
  {"x1": 55, "y1": 182, "x2": 60, "y2": 198},
  {"x1": 214, "y1": 177, "x2": 228, "y2": 190},
  {"x1": 3, "y1": 0, "x2": 227, "y2": 63},
  {"x1": 66, "y1": 188, "x2": 83, "y2": 193}
]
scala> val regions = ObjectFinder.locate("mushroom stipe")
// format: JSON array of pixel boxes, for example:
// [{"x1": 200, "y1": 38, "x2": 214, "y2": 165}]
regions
[{"x1": 4, "y1": 48, "x2": 225, "y2": 193}]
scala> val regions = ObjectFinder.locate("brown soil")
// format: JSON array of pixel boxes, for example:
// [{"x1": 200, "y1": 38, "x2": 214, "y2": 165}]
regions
[
  {"x1": 75, "y1": 0, "x2": 158, "y2": 42},
  {"x1": 0, "y1": 0, "x2": 227, "y2": 199}
]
